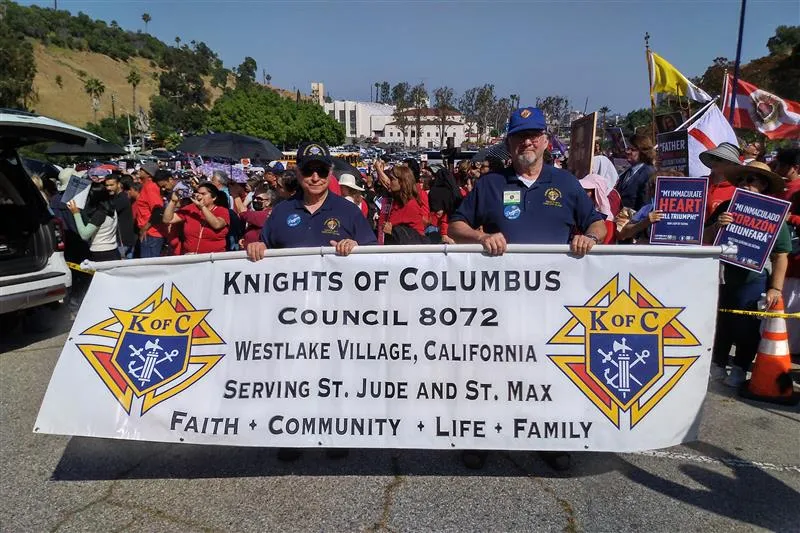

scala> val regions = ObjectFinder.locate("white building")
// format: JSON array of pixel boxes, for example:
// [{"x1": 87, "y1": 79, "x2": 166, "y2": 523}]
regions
[
  {"x1": 382, "y1": 108, "x2": 467, "y2": 149},
  {"x1": 323, "y1": 100, "x2": 466, "y2": 147},
  {"x1": 324, "y1": 100, "x2": 395, "y2": 142}
]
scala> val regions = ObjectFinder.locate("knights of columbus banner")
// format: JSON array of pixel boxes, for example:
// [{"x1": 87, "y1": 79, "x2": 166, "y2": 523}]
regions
[{"x1": 35, "y1": 248, "x2": 720, "y2": 452}]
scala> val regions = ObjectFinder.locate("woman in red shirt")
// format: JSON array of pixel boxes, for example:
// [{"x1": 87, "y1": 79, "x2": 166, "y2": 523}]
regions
[
  {"x1": 162, "y1": 182, "x2": 230, "y2": 254},
  {"x1": 383, "y1": 165, "x2": 429, "y2": 239}
]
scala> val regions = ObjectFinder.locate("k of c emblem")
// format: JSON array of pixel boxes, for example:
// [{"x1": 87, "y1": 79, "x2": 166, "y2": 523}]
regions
[
  {"x1": 520, "y1": 109, "x2": 532, "y2": 118},
  {"x1": 77, "y1": 284, "x2": 225, "y2": 415},
  {"x1": 547, "y1": 275, "x2": 699, "y2": 429}
]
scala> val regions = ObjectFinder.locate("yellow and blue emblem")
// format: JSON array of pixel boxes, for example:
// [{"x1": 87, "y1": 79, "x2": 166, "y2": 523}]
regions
[
  {"x1": 77, "y1": 284, "x2": 225, "y2": 415},
  {"x1": 548, "y1": 275, "x2": 699, "y2": 429}
]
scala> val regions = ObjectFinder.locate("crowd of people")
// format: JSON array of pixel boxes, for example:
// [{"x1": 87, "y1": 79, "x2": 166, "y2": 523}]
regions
[{"x1": 33, "y1": 105, "x2": 799, "y2": 471}]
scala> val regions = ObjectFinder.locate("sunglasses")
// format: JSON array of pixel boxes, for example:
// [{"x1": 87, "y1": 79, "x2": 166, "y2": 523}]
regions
[{"x1": 300, "y1": 165, "x2": 330, "y2": 178}]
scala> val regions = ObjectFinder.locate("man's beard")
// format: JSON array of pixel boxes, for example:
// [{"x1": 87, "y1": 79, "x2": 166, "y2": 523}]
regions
[{"x1": 514, "y1": 151, "x2": 538, "y2": 168}]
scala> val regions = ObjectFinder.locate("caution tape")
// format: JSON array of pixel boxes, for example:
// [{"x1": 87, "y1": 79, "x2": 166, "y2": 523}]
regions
[
  {"x1": 719, "y1": 308, "x2": 800, "y2": 319},
  {"x1": 66, "y1": 261, "x2": 95, "y2": 274}
]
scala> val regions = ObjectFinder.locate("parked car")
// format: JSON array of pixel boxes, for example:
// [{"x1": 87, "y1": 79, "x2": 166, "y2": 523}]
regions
[{"x1": 0, "y1": 109, "x2": 100, "y2": 327}]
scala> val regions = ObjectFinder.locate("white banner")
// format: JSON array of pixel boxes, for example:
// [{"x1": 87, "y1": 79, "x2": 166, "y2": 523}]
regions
[{"x1": 36, "y1": 246, "x2": 721, "y2": 452}]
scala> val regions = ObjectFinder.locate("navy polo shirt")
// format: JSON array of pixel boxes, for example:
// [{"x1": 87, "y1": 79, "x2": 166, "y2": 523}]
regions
[
  {"x1": 450, "y1": 166, "x2": 604, "y2": 244},
  {"x1": 260, "y1": 192, "x2": 377, "y2": 248}
]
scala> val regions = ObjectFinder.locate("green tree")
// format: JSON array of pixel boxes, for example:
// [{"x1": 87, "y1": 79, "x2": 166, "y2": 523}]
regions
[
  {"x1": 126, "y1": 68, "x2": 142, "y2": 114},
  {"x1": 235, "y1": 56, "x2": 257, "y2": 89},
  {"x1": 536, "y1": 95, "x2": 571, "y2": 134},
  {"x1": 391, "y1": 82, "x2": 411, "y2": 145},
  {"x1": 55, "y1": 75, "x2": 63, "y2": 89},
  {"x1": 85, "y1": 114, "x2": 135, "y2": 145},
  {"x1": 458, "y1": 87, "x2": 479, "y2": 141},
  {"x1": 0, "y1": 25, "x2": 36, "y2": 109},
  {"x1": 380, "y1": 82, "x2": 390, "y2": 104},
  {"x1": 433, "y1": 86, "x2": 455, "y2": 147},
  {"x1": 84, "y1": 77, "x2": 105, "y2": 123},
  {"x1": 409, "y1": 83, "x2": 428, "y2": 148},
  {"x1": 475, "y1": 84, "x2": 496, "y2": 143},
  {"x1": 205, "y1": 85, "x2": 343, "y2": 146},
  {"x1": 490, "y1": 97, "x2": 512, "y2": 137},
  {"x1": 767, "y1": 25, "x2": 800, "y2": 55},
  {"x1": 142, "y1": 13, "x2": 151, "y2": 33}
]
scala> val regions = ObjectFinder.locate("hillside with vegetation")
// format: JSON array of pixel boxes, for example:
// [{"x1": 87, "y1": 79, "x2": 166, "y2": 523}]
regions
[{"x1": 0, "y1": 0, "x2": 343, "y2": 147}]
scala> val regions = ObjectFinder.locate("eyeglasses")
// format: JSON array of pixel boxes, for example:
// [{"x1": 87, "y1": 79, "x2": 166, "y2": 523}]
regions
[
  {"x1": 735, "y1": 175, "x2": 765, "y2": 186},
  {"x1": 300, "y1": 165, "x2": 330, "y2": 178}
]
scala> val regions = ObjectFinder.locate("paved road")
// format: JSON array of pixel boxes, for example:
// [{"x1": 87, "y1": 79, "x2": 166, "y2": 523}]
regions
[{"x1": 2, "y1": 311, "x2": 799, "y2": 532}]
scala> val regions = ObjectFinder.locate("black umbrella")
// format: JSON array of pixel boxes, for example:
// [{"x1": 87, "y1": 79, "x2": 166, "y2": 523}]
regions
[
  {"x1": 45, "y1": 138, "x2": 127, "y2": 156},
  {"x1": 471, "y1": 142, "x2": 510, "y2": 162},
  {"x1": 331, "y1": 157, "x2": 363, "y2": 179},
  {"x1": 176, "y1": 133, "x2": 283, "y2": 161}
]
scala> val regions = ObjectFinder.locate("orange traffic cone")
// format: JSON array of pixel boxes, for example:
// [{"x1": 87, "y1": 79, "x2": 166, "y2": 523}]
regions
[{"x1": 740, "y1": 295, "x2": 799, "y2": 405}]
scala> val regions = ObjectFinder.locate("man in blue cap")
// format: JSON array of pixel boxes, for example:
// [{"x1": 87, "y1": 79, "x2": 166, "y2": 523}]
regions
[
  {"x1": 449, "y1": 106, "x2": 606, "y2": 256},
  {"x1": 449, "y1": 107, "x2": 606, "y2": 471}
]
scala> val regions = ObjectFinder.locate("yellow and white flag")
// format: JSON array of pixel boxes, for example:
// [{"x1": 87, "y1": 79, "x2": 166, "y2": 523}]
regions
[{"x1": 649, "y1": 51, "x2": 713, "y2": 103}]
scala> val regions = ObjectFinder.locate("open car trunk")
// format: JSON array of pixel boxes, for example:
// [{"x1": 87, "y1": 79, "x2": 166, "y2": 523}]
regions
[{"x1": 0, "y1": 152, "x2": 55, "y2": 277}]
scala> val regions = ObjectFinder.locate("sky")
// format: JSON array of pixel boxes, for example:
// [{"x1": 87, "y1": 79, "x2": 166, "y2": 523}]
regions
[{"x1": 19, "y1": 0, "x2": 800, "y2": 114}]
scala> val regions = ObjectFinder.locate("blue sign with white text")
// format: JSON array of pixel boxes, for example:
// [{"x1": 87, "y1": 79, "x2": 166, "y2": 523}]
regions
[
  {"x1": 650, "y1": 177, "x2": 708, "y2": 245},
  {"x1": 713, "y1": 189, "x2": 791, "y2": 273}
]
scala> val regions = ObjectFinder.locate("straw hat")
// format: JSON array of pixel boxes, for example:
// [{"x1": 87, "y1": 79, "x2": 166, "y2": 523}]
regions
[
  {"x1": 338, "y1": 173, "x2": 364, "y2": 192},
  {"x1": 723, "y1": 161, "x2": 785, "y2": 196}
]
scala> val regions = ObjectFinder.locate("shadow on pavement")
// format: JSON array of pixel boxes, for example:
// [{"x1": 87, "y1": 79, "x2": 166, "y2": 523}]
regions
[
  {"x1": 51, "y1": 437, "x2": 621, "y2": 481},
  {"x1": 0, "y1": 304, "x2": 72, "y2": 354},
  {"x1": 617, "y1": 437, "x2": 798, "y2": 531}
]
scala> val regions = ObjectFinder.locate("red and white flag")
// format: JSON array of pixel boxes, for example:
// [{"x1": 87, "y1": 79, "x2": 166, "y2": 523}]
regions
[
  {"x1": 687, "y1": 103, "x2": 739, "y2": 177},
  {"x1": 722, "y1": 74, "x2": 800, "y2": 139}
]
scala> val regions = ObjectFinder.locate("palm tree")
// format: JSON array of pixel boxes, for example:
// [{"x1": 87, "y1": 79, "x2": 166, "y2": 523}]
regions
[
  {"x1": 510, "y1": 94, "x2": 519, "y2": 109},
  {"x1": 266, "y1": 74, "x2": 272, "y2": 85},
  {"x1": 84, "y1": 77, "x2": 105, "y2": 123},
  {"x1": 599, "y1": 106, "x2": 610, "y2": 130},
  {"x1": 126, "y1": 69, "x2": 142, "y2": 115},
  {"x1": 141, "y1": 13, "x2": 151, "y2": 33},
  {"x1": 374, "y1": 82, "x2": 380, "y2": 103}
]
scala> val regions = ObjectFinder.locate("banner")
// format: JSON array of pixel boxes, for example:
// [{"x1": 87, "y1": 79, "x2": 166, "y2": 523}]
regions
[
  {"x1": 650, "y1": 177, "x2": 708, "y2": 245},
  {"x1": 35, "y1": 247, "x2": 720, "y2": 452},
  {"x1": 714, "y1": 190, "x2": 791, "y2": 272},
  {"x1": 656, "y1": 130, "x2": 689, "y2": 175}
]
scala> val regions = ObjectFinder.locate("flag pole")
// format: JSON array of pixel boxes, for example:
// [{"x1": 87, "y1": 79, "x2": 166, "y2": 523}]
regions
[
  {"x1": 728, "y1": 0, "x2": 747, "y2": 123},
  {"x1": 645, "y1": 32, "x2": 657, "y2": 142},
  {"x1": 675, "y1": 98, "x2": 717, "y2": 130}
]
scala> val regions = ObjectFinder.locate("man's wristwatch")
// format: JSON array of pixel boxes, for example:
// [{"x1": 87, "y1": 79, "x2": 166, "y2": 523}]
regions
[{"x1": 585, "y1": 234, "x2": 600, "y2": 244}]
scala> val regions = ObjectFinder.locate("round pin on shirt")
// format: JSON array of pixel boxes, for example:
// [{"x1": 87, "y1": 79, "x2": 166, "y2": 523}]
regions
[
  {"x1": 286, "y1": 213, "x2": 302, "y2": 227},
  {"x1": 504, "y1": 205, "x2": 521, "y2": 220}
]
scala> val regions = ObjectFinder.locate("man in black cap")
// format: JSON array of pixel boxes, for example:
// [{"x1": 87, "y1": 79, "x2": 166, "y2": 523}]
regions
[
  {"x1": 246, "y1": 141, "x2": 376, "y2": 461},
  {"x1": 247, "y1": 142, "x2": 376, "y2": 259}
]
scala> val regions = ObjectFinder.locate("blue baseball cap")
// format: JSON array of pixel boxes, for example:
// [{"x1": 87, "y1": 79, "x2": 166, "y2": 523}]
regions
[{"x1": 507, "y1": 107, "x2": 547, "y2": 136}]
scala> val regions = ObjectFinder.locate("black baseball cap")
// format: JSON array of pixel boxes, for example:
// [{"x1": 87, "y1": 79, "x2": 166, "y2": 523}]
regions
[{"x1": 296, "y1": 142, "x2": 333, "y2": 168}]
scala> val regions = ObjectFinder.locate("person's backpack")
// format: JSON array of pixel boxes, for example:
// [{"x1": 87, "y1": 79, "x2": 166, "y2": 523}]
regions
[{"x1": 386, "y1": 224, "x2": 430, "y2": 245}]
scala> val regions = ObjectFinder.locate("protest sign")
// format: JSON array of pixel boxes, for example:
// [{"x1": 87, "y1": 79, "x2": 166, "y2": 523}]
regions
[
  {"x1": 604, "y1": 127, "x2": 627, "y2": 158},
  {"x1": 714, "y1": 190, "x2": 791, "y2": 272},
  {"x1": 61, "y1": 173, "x2": 92, "y2": 209},
  {"x1": 650, "y1": 177, "x2": 708, "y2": 245},
  {"x1": 656, "y1": 130, "x2": 689, "y2": 176},
  {"x1": 569, "y1": 112, "x2": 597, "y2": 179},
  {"x1": 36, "y1": 246, "x2": 721, "y2": 452},
  {"x1": 655, "y1": 112, "x2": 684, "y2": 134}
]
